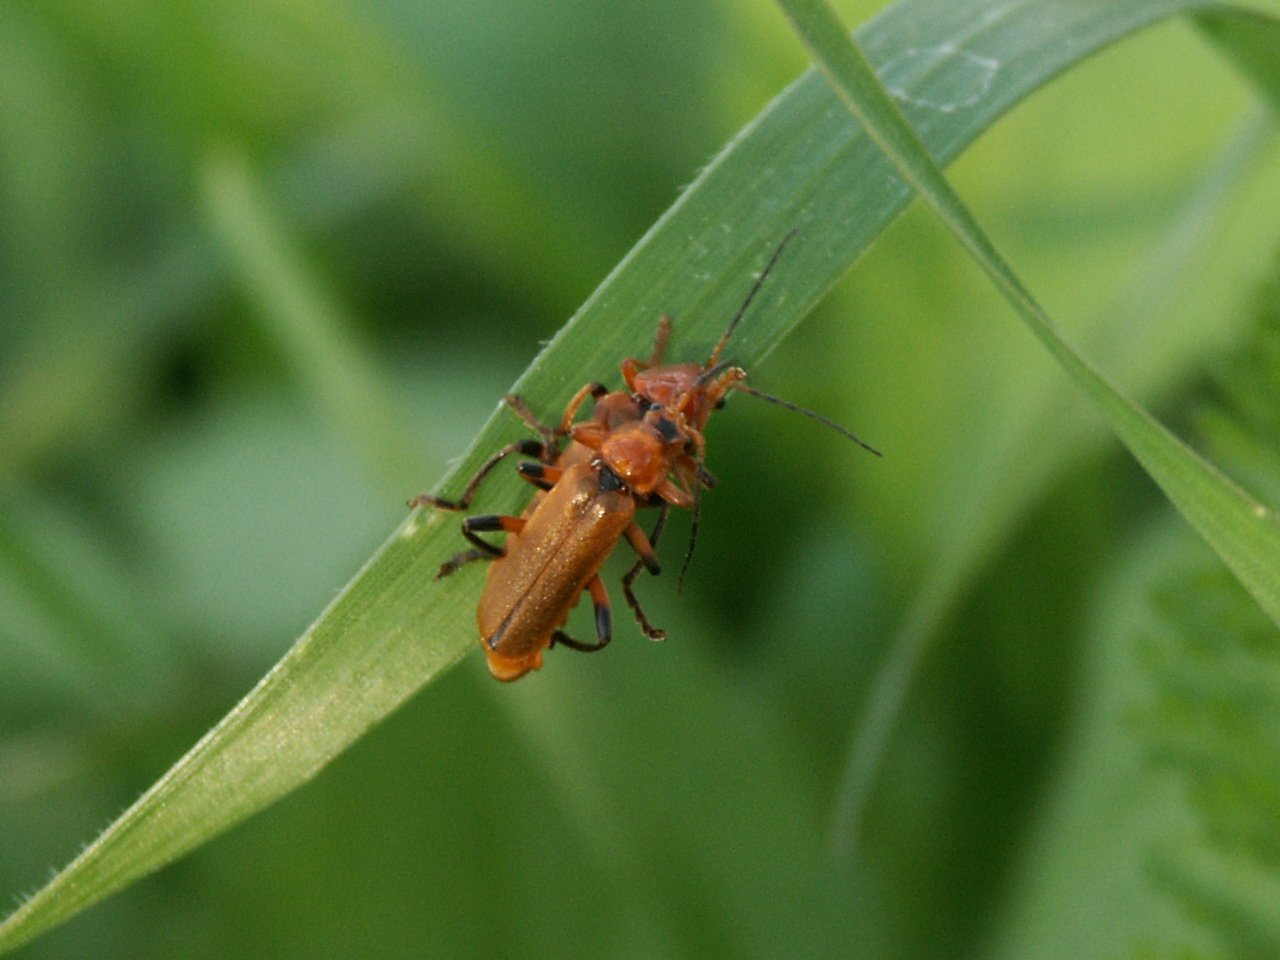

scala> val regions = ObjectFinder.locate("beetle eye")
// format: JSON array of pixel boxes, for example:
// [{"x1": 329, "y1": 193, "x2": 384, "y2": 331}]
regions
[
  {"x1": 714, "y1": 397, "x2": 727, "y2": 410},
  {"x1": 656, "y1": 417, "x2": 679, "y2": 441}
]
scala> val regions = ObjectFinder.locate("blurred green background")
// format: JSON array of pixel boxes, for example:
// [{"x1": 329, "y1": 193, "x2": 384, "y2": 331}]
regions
[{"x1": 2, "y1": 1, "x2": 1279, "y2": 957}]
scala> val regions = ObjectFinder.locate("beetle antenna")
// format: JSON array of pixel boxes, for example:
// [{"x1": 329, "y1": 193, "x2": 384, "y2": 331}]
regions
[
  {"x1": 693, "y1": 360, "x2": 732, "y2": 388},
  {"x1": 677, "y1": 472, "x2": 703, "y2": 593},
  {"x1": 676, "y1": 462, "x2": 718, "y2": 591},
  {"x1": 705, "y1": 229, "x2": 799, "y2": 370},
  {"x1": 734, "y1": 384, "x2": 882, "y2": 456}
]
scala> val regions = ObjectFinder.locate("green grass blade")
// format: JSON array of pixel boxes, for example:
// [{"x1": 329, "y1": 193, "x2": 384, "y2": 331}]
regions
[
  {"x1": 0, "y1": 0, "x2": 1270, "y2": 951},
  {"x1": 778, "y1": 0, "x2": 1280, "y2": 617},
  {"x1": 1198, "y1": 6, "x2": 1280, "y2": 108},
  {"x1": 831, "y1": 105, "x2": 1278, "y2": 858},
  {"x1": 201, "y1": 148, "x2": 430, "y2": 495},
  {"x1": 999, "y1": 285, "x2": 1280, "y2": 955},
  {"x1": 773, "y1": 0, "x2": 1280, "y2": 852}
]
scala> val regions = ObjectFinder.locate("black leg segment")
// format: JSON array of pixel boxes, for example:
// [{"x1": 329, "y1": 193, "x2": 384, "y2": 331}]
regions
[
  {"x1": 549, "y1": 574, "x2": 613, "y2": 653},
  {"x1": 460, "y1": 514, "x2": 524, "y2": 558},
  {"x1": 409, "y1": 438, "x2": 546, "y2": 511},
  {"x1": 436, "y1": 548, "x2": 491, "y2": 580},
  {"x1": 517, "y1": 461, "x2": 563, "y2": 492},
  {"x1": 622, "y1": 506, "x2": 668, "y2": 640}
]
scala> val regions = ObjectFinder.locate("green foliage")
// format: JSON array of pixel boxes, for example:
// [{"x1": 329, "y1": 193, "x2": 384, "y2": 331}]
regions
[
  {"x1": 778, "y1": 0, "x2": 1280, "y2": 855},
  {"x1": 1, "y1": 0, "x2": 1279, "y2": 957},
  {"x1": 1135, "y1": 264, "x2": 1280, "y2": 957}
]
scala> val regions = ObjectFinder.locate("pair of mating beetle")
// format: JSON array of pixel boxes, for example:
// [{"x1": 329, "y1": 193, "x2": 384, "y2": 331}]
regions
[{"x1": 412, "y1": 235, "x2": 878, "y2": 681}]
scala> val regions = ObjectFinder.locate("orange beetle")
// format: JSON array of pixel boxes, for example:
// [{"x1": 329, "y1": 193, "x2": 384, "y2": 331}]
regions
[
  {"x1": 410, "y1": 379, "x2": 668, "y2": 681},
  {"x1": 469, "y1": 461, "x2": 645, "y2": 680},
  {"x1": 412, "y1": 234, "x2": 878, "y2": 680}
]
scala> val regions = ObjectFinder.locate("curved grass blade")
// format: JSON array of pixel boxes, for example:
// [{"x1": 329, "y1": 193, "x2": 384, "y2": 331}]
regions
[
  {"x1": 833, "y1": 104, "x2": 1279, "y2": 857},
  {"x1": 0, "y1": 0, "x2": 1269, "y2": 951},
  {"x1": 771, "y1": 0, "x2": 1280, "y2": 852},
  {"x1": 202, "y1": 149, "x2": 432, "y2": 497}
]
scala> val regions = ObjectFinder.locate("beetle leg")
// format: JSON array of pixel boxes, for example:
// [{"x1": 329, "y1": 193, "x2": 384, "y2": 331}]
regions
[
  {"x1": 622, "y1": 507, "x2": 668, "y2": 641},
  {"x1": 624, "y1": 516, "x2": 663, "y2": 576},
  {"x1": 620, "y1": 357, "x2": 642, "y2": 392},
  {"x1": 649, "y1": 313, "x2": 672, "y2": 366},
  {"x1": 461, "y1": 514, "x2": 524, "y2": 552},
  {"x1": 448, "y1": 514, "x2": 525, "y2": 568},
  {"x1": 570, "y1": 418, "x2": 610, "y2": 451},
  {"x1": 620, "y1": 314, "x2": 673, "y2": 391},
  {"x1": 556, "y1": 381, "x2": 608, "y2": 435},
  {"x1": 436, "y1": 548, "x2": 490, "y2": 579},
  {"x1": 435, "y1": 514, "x2": 527, "y2": 580},
  {"x1": 651, "y1": 478, "x2": 693, "y2": 510},
  {"x1": 550, "y1": 574, "x2": 613, "y2": 652},
  {"x1": 516, "y1": 461, "x2": 563, "y2": 492},
  {"x1": 502, "y1": 395, "x2": 561, "y2": 456},
  {"x1": 409, "y1": 438, "x2": 546, "y2": 511}
]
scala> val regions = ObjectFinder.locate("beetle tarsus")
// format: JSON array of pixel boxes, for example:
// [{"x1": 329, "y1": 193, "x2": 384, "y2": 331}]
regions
[{"x1": 436, "y1": 548, "x2": 490, "y2": 579}]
